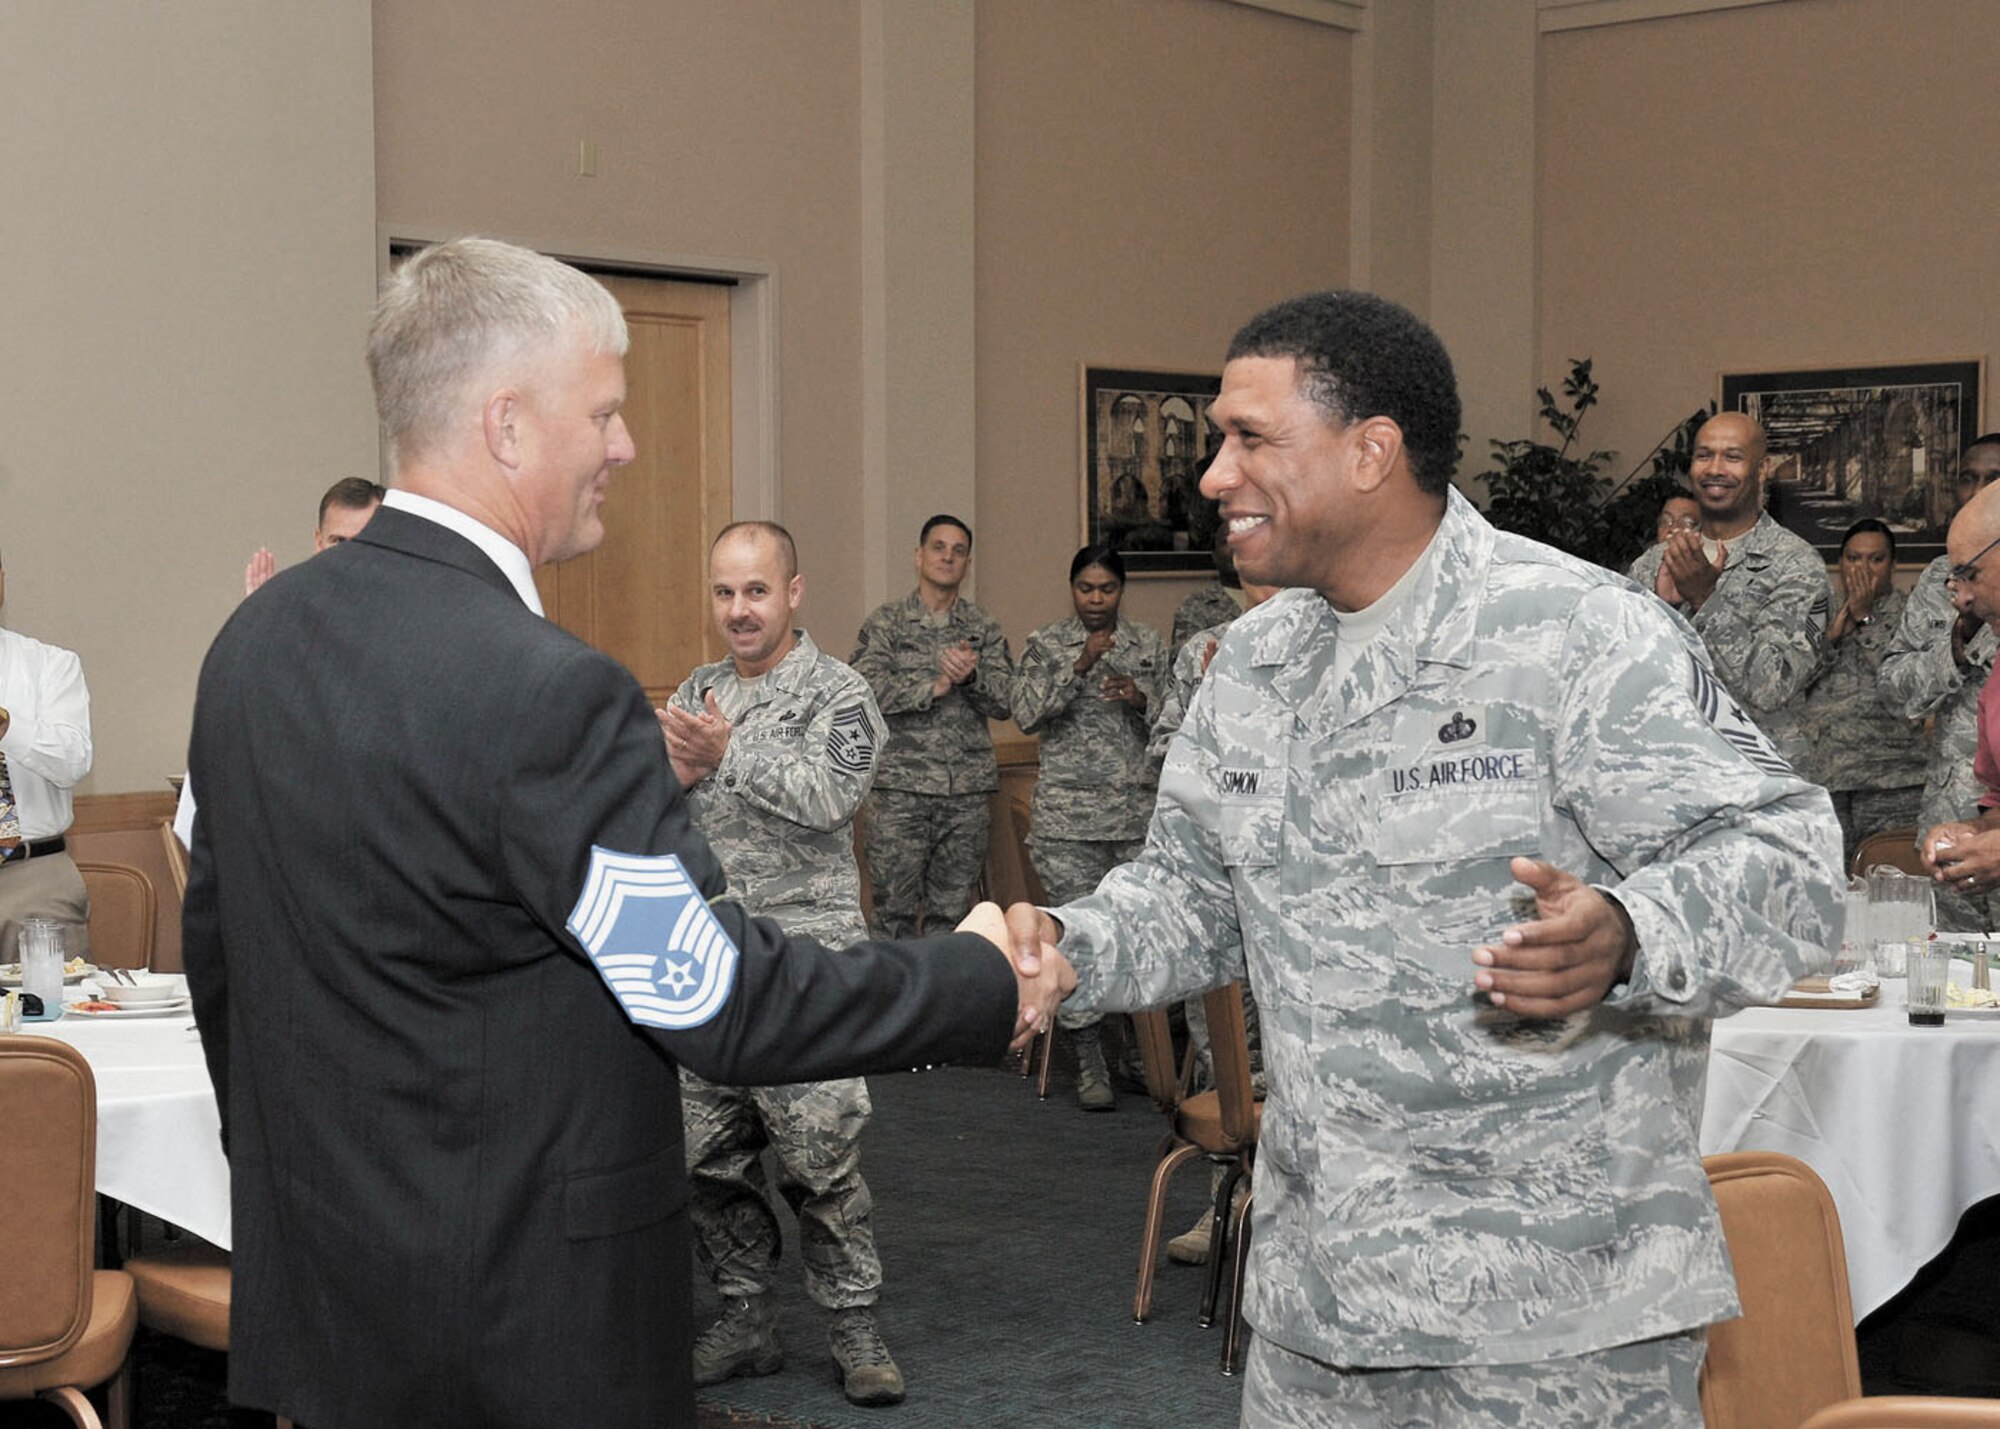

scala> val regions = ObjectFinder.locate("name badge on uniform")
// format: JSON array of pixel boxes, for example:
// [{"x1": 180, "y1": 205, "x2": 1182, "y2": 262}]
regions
[
  {"x1": 567, "y1": 846, "x2": 739, "y2": 1030},
  {"x1": 1382, "y1": 706, "x2": 1536, "y2": 798}
]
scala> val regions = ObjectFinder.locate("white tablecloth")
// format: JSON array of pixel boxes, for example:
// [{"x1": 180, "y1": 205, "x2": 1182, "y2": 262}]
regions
[
  {"x1": 1701, "y1": 992, "x2": 2000, "y2": 1319},
  {"x1": 25, "y1": 975, "x2": 232, "y2": 1249}
]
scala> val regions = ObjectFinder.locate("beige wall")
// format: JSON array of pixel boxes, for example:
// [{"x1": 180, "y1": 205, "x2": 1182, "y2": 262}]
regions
[
  {"x1": 374, "y1": 0, "x2": 874, "y2": 646},
  {"x1": 973, "y1": 0, "x2": 1354, "y2": 646},
  {"x1": 1538, "y1": 0, "x2": 2000, "y2": 509},
  {"x1": 1, "y1": 1, "x2": 378, "y2": 796}
]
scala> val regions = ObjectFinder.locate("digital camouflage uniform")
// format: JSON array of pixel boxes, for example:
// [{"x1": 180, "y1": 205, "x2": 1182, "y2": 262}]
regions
[
  {"x1": 1151, "y1": 621, "x2": 1263, "y2": 1088},
  {"x1": 1171, "y1": 582, "x2": 1243, "y2": 663},
  {"x1": 671, "y1": 632, "x2": 891, "y2": 1311},
  {"x1": 1629, "y1": 512, "x2": 1832, "y2": 773},
  {"x1": 1795, "y1": 585, "x2": 1927, "y2": 868},
  {"x1": 1014, "y1": 613, "x2": 1166, "y2": 1032},
  {"x1": 1056, "y1": 493, "x2": 1842, "y2": 1424},
  {"x1": 850, "y1": 592, "x2": 1013, "y2": 938}
]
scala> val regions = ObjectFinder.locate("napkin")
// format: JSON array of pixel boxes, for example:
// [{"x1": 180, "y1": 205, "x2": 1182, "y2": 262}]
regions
[{"x1": 1827, "y1": 970, "x2": 1880, "y2": 996}]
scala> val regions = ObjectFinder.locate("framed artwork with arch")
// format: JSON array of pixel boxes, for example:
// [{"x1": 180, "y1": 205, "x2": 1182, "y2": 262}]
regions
[
  {"x1": 1721, "y1": 359, "x2": 1986, "y2": 564},
  {"x1": 1079, "y1": 365, "x2": 1223, "y2": 576}
]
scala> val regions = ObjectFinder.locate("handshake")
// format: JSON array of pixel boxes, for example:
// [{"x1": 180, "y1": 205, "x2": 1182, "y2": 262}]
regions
[{"x1": 955, "y1": 901, "x2": 1077, "y2": 1050}]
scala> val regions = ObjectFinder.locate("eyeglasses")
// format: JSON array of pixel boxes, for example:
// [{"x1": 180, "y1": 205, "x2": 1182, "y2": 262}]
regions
[
  {"x1": 1657, "y1": 516, "x2": 1701, "y2": 534},
  {"x1": 1946, "y1": 531, "x2": 2000, "y2": 586}
]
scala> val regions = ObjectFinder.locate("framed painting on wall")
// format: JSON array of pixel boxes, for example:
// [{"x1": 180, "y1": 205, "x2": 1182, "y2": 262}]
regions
[
  {"x1": 1721, "y1": 359, "x2": 1986, "y2": 564},
  {"x1": 1079, "y1": 365, "x2": 1223, "y2": 576}
]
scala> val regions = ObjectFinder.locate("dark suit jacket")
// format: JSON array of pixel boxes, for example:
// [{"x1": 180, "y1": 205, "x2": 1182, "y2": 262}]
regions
[{"x1": 182, "y1": 506, "x2": 1016, "y2": 1429}]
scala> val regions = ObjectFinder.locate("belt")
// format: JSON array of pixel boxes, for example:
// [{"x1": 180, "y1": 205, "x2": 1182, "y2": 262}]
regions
[{"x1": 0, "y1": 836, "x2": 67, "y2": 865}]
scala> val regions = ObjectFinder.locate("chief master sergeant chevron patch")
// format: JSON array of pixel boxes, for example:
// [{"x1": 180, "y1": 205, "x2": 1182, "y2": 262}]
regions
[{"x1": 566, "y1": 846, "x2": 740, "y2": 1030}]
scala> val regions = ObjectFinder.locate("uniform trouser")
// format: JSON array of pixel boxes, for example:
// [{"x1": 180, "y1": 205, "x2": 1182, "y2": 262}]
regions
[
  {"x1": 680, "y1": 1070, "x2": 881, "y2": 1310},
  {"x1": 1240, "y1": 1330, "x2": 1707, "y2": 1428},
  {"x1": 1028, "y1": 834, "x2": 1145, "y2": 1032},
  {"x1": 1829, "y1": 784, "x2": 1923, "y2": 874},
  {"x1": 0, "y1": 850, "x2": 91, "y2": 962},
  {"x1": 865, "y1": 788, "x2": 991, "y2": 939}
]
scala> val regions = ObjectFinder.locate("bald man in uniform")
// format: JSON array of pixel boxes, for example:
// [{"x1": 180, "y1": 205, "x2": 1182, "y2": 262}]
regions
[{"x1": 1629, "y1": 412, "x2": 1832, "y2": 773}]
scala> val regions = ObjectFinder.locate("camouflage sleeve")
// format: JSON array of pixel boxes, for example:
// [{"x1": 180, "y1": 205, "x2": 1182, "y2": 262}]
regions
[
  {"x1": 713, "y1": 682, "x2": 887, "y2": 835},
  {"x1": 848, "y1": 606, "x2": 937, "y2": 717},
  {"x1": 963, "y1": 613, "x2": 1014, "y2": 722},
  {"x1": 1147, "y1": 635, "x2": 1209, "y2": 761},
  {"x1": 1556, "y1": 586, "x2": 1842, "y2": 1017},
  {"x1": 1054, "y1": 676, "x2": 1246, "y2": 1012},
  {"x1": 1628, "y1": 544, "x2": 1664, "y2": 593},
  {"x1": 1692, "y1": 552, "x2": 1831, "y2": 712},
  {"x1": 1879, "y1": 558, "x2": 1984, "y2": 719},
  {"x1": 1011, "y1": 630, "x2": 1082, "y2": 734},
  {"x1": 1133, "y1": 625, "x2": 1169, "y2": 722},
  {"x1": 667, "y1": 671, "x2": 704, "y2": 717}
]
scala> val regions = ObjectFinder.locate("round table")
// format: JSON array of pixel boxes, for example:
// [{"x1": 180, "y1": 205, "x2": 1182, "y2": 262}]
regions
[
  {"x1": 25, "y1": 974, "x2": 232, "y2": 1249},
  {"x1": 1701, "y1": 989, "x2": 2000, "y2": 1319}
]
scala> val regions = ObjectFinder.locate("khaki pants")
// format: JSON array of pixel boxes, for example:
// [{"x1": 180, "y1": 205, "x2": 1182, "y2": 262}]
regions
[{"x1": 0, "y1": 850, "x2": 90, "y2": 963}]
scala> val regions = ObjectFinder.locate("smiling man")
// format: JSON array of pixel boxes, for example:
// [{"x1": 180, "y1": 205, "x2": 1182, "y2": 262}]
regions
[
  {"x1": 850, "y1": 514, "x2": 1014, "y2": 941},
  {"x1": 1628, "y1": 411, "x2": 1833, "y2": 771},
  {"x1": 658, "y1": 522, "x2": 906, "y2": 1406},
  {"x1": 1004, "y1": 290, "x2": 1841, "y2": 1427},
  {"x1": 1918, "y1": 478, "x2": 2000, "y2": 898},
  {"x1": 183, "y1": 238, "x2": 1068, "y2": 1429},
  {"x1": 1883, "y1": 434, "x2": 2000, "y2": 928}
]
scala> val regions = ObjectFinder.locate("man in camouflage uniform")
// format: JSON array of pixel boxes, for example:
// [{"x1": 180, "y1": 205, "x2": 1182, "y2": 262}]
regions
[
  {"x1": 1006, "y1": 292, "x2": 1842, "y2": 1427},
  {"x1": 661, "y1": 522, "x2": 904, "y2": 1407},
  {"x1": 1171, "y1": 523, "x2": 1246, "y2": 662},
  {"x1": 1629, "y1": 411, "x2": 1832, "y2": 773},
  {"x1": 851, "y1": 514, "x2": 1013, "y2": 939},
  {"x1": 1882, "y1": 434, "x2": 2000, "y2": 929},
  {"x1": 1014, "y1": 547, "x2": 1167, "y2": 1110}
]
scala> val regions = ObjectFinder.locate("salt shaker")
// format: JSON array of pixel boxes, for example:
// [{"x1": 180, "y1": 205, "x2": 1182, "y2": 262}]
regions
[{"x1": 19, "y1": 915, "x2": 66, "y2": 1021}]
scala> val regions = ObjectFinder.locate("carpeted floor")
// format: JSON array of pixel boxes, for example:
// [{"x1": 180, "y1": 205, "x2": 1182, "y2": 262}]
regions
[{"x1": 10, "y1": 1057, "x2": 1997, "y2": 1427}]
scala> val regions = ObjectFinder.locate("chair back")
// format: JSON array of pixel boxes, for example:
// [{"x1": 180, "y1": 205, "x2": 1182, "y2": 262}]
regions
[
  {"x1": 1798, "y1": 1396, "x2": 2000, "y2": 1428},
  {"x1": 1701, "y1": 1151, "x2": 1861, "y2": 1429},
  {"x1": 1202, "y1": 982, "x2": 1258, "y2": 1149},
  {"x1": 75, "y1": 860, "x2": 157, "y2": 970},
  {"x1": 1129, "y1": 1006, "x2": 1183, "y2": 1113},
  {"x1": 159, "y1": 817, "x2": 190, "y2": 900},
  {"x1": 1852, "y1": 827, "x2": 1925, "y2": 879},
  {"x1": 0, "y1": 1037, "x2": 99, "y2": 1371}
]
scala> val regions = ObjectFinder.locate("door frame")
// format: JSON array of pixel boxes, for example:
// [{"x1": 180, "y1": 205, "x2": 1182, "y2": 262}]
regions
[{"x1": 377, "y1": 225, "x2": 779, "y2": 523}]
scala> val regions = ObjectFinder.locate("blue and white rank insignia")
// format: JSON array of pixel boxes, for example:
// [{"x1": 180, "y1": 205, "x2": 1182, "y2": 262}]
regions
[{"x1": 566, "y1": 847, "x2": 740, "y2": 1030}]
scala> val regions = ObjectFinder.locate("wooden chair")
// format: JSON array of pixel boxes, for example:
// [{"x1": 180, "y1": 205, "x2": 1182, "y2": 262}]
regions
[
  {"x1": 1799, "y1": 1398, "x2": 2000, "y2": 1428},
  {"x1": 74, "y1": 860, "x2": 156, "y2": 971},
  {"x1": 1701, "y1": 1151, "x2": 1860, "y2": 1428},
  {"x1": 1131, "y1": 982, "x2": 1261, "y2": 1375},
  {"x1": 1006, "y1": 797, "x2": 1059, "y2": 1097},
  {"x1": 1852, "y1": 827, "x2": 1925, "y2": 879},
  {"x1": 158, "y1": 817, "x2": 189, "y2": 900},
  {"x1": 118, "y1": 1244, "x2": 296, "y2": 1429},
  {"x1": 0, "y1": 1037, "x2": 136, "y2": 1429}
]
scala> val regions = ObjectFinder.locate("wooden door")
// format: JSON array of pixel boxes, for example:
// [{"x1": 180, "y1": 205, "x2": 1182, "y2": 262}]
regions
[{"x1": 536, "y1": 273, "x2": 733, "y2": 705}]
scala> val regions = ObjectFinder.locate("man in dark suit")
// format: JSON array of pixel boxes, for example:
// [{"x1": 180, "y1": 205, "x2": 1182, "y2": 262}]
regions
[{"x1": 182, "y1": 236, "x2": 1072, "y2": 1429}]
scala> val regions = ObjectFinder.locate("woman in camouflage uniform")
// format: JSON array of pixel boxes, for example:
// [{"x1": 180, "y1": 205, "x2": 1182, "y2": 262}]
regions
[
  {"x1": 1013, "y1": 545, "x2": 1166, "y2": 1109},
  {"x1": 1799, "y1": 518, "x2": 1928, "y2": 866}
]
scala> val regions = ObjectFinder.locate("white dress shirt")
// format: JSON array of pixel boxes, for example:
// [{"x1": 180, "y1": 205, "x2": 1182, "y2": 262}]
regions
[
  {"x1": 0, "y1": 626, "x2": 92, "y2": 838},
  {"x1": 381, "y1": 488, "x2": 542, "y2": 613}
]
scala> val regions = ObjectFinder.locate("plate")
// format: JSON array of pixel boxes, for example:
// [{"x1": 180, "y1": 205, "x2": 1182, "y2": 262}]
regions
[
  {"x1": 61, "y1": 997, "x2": 192, "y2": 1020},
  {"x1": 0, "y1": 963, "x2": 93, "y2": 988},
  {"x1": 1947, "y1": 1005, "x2": 2000, "y2": 1020}
]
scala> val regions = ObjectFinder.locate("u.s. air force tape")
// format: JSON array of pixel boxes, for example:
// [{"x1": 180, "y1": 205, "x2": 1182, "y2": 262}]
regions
[{"x1": 566, "y1": 846, "x2": 739, "y2": 1030}]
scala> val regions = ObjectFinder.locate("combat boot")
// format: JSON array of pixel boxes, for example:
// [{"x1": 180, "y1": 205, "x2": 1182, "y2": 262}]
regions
[
  {"x1": 828, "y1": 1305, "x2": 906, "y2": 1406},
  {"x1": 1073, "y1": 1025, "x2": 1115, "y2": 1112},
  {"x1": 1166, "y1": 1208, "x2": 1214, "y2": 1265},
  {"x1": 692, "y1": 1293, "x2": 783, "y2": 1387}
]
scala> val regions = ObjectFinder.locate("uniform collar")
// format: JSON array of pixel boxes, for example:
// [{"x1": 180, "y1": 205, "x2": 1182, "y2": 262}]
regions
[{"x1": 1247, "y1": 490, "x2": 1488, "y2": 725}]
